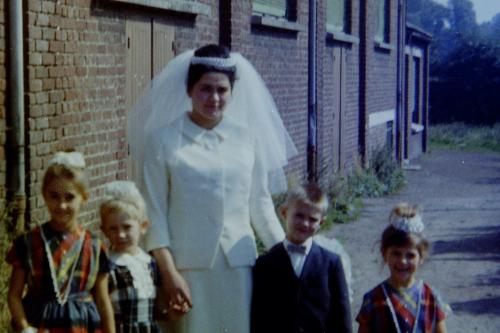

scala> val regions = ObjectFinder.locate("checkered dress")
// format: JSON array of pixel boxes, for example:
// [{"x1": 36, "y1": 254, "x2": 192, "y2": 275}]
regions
[{"x1": 108, "y1": 250, "x2": 160, "y2": 333}]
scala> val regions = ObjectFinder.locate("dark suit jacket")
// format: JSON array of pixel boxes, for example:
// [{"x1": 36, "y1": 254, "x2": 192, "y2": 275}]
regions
[{"x1": 251, "y1": 241, "x2": 352, "y2": 333}]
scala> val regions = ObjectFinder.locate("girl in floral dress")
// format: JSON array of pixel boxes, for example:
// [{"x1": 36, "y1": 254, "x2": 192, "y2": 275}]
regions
[
  {"x1": 356, "y1": 203, "x2": 451, "y2": 333},
  {"x1": 7, "y1": 151, "x2": 115, "y2": 333}
]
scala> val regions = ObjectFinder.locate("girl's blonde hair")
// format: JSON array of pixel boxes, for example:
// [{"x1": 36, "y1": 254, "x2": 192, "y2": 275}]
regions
[
  {"x1": 381, "y1": 203, "x2": 429, "y2": 259},
  {"x1": 100, "y1": 181, "x2": 147, "y2": 223},
  {"x1": 42, "y1": 151, "x2": 89, "y2": 201}
]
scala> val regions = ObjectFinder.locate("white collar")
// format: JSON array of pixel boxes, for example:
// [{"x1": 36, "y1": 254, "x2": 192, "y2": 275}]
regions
[
  {"x1": 109, "y1": 248, "x2": 152, "y2": 266},
  {"x1": 183, "y1": 112, "x2": 240, "y2": 142}
]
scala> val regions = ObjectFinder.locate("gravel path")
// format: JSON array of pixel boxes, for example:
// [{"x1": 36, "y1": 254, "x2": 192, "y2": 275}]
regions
[{"x1": 325, "y1": 149, "x2": 500, "y2": 333}]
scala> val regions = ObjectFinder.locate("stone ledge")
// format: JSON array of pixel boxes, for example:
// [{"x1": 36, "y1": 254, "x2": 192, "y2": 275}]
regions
[
  {"x1": 374, "y1": 40, "x2": 395, "y2": 52},
  {"x1": 326, "y1": 31, "x2": 359, "y2": 45},
  {"x1": 106, "y1": 0, "x2": 210, "y2": 16},
  {"x1": 251, "y1": 14, "x2": 306, "y2": 33}
]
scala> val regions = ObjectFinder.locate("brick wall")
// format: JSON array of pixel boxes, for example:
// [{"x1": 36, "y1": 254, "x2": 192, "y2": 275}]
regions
[
  {"x1": 342, "y1": 0, "x2": 362, "y2": 170},
  {"x1": 25, "y1": 0, "x2": 125, "y2": 225},
  {"x1": 364, "y1": 0, "x2": 398, "y2": 158},
  {"x1": 24, "y1": 0, "x2": 220, "y2": 227},
  {"x1": 230, "y1": 1, "x2": 309, "y2": 181},
  {"x1": 319, "y1": 0, "x2": 361, "y2": 178}
]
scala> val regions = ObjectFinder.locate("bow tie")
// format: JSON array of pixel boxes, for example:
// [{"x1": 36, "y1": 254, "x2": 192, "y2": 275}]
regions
[{"x1": 287, "y1": 243, "x2": 307, "y2": 255}]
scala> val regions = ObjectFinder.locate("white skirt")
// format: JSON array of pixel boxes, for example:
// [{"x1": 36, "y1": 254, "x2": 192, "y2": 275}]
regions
[{"x1": 163, "y1": 246, "x2": 252, "y2": 333}]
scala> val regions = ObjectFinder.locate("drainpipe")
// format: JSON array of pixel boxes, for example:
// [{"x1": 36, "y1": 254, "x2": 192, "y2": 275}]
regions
[
  {"x1": 6, "y1": 0, "x2": 26, "y2": 231},
  {"x1": 219, "y1": 0, "x2": 231, "y2": 47},
  {"x1": 395, "y1": 0, "x2": 405, "y2": 163},
  {"x1": 358, "y1": 0, "x2": 367, "y2": 166},
  {"x1": 423, "y1": 44, "x2": 430, "y2": 153},
  {"x1": 307, "y1": 0, "x2": 317, "y2": 182}
]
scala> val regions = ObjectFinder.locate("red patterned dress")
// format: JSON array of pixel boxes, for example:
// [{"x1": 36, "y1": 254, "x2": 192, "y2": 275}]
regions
[
  {"x1": 7, "y1": 223, "x2": 111, "y2": 333},
  {"x1": 356, "y1": 280, "x2": 451, "y2": 333}
]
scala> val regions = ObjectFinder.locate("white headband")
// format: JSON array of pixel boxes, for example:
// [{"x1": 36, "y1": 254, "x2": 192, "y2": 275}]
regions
[
  {"x1": 390, "y1": 215, "x2": 425, "y2": 233},
  {"x1": 190, "y1": 56, "x2": 236, "y2": 69},
  {"x1": 48, "y1": 151, "x2": 86, "y2": 169}
]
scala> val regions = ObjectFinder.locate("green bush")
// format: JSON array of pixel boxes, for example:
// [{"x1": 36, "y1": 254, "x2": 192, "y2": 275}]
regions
[
  {"x1": 429, "y1": 122, "x2": 500, "y2": 152},
  {"x1": 0, "y1": 203, "x2": 17, "y2": 332},
  {"x1": 323, "y1": 173, "x2": 364, "y2": 226},
  {"x1": 340, "y1": 147, "x2": 406, "y2": 200},
  {"x1": 369, "y1": 147, "x2": 406, "y2": 194}
]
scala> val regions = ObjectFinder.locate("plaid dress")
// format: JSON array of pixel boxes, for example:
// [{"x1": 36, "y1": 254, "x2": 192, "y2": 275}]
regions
[
  {"x1": 6, "y1": 223, "x2": 111, "y2": 333},
  {"x1": 108, "y1": 249, "x2": 160, "y2": 333},
  {"x1": 356, "y1": 280, "x2": 451, "y2": 333}
]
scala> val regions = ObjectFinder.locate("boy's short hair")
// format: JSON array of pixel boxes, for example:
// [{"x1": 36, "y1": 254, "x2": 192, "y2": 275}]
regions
[{"x1": 284, "y1": 182, "x2": 329, "y2": 215}]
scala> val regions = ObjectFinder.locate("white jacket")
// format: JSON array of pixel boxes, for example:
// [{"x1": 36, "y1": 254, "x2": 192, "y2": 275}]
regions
[{"x1": 142, "y1": 113, "x2": 285, "y2": 269}]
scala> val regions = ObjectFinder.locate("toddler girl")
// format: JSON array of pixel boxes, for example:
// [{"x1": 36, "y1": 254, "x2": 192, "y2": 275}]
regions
[
  {"x1": 100, "y1": 181, "x2": 160, "y2": 332},
  {"x1": 7, "y1": 151, "x2": 114, "y2": 333},
  {"x1": 356, "y1": 203, "x2": 451, "y2": 333}
]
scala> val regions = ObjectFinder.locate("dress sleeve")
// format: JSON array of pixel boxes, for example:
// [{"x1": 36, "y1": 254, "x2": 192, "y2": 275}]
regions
[
  {"x1": 6, "y1": 235, "x2": 28, "y2": 270},
  {"x1": 356, "y1": 291, "x2": 375, "y2": 326},
  {"x1": 142, "y1": 134, "x2": 172, "y2": 252},
  {"x1": 429, "y1": 284, "x2": 453, "y2": 321},
  {"x1": 151, "y1": 258, "x2": 161, "y2": 286},
  {"x1": 249, "y1": 144, "x2": 285, "y2": 249},
  {"x1": 98, "y1": 243, "x2": 114, "y2": 274}
]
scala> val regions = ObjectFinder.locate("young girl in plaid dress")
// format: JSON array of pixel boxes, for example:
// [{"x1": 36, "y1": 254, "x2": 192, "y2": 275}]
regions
[
  {"x1": 100, "y1": 181, "x2": 161, "y2": 333},
  {"x1": 356, "y1": 203, "x2": 451, "y2": 333},
  {"x1": 6, "y1": 151, "x2": 115, "y2": 333}
]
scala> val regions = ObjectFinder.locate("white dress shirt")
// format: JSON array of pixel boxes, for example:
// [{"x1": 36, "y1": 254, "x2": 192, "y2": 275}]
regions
[
  {"x1": 142, "y1": 113, "x2": 285, "y2": 269},
  {"x1": 283, "y1": 238, "x2": 313, "y2": 277}
]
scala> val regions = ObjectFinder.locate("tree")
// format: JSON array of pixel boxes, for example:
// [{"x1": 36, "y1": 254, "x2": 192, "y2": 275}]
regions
[
  {"x1": 479, "y1": 13, "x2": 500, "y2": 46},
  {"x1": 408, "y1": 0, "x2": 500, "y2": 124},
  {"x1": 431, "y1": 42, "x2": 500, "y2": 124},
  {"x1": 449, "y1": 0, "x2": 478, "y2": 39}
]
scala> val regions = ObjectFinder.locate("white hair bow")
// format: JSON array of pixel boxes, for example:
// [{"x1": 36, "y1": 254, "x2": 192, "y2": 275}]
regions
[
  {"x1": 48, "y1": 151, "x2": 86, "y2": 169},
  {"x1": 390, "y1": 215, "x2": 425, "y2": 233}
]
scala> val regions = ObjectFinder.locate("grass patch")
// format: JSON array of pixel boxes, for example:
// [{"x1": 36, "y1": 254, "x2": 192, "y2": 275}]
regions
[
  {"x1": 0, "y1": 203, "x2": 18, "y2": 332},
  {"x1": 323, "y1": 146, "x2": 406, "y2": 228},
  {"x1": 429, "y1": 122, "x2": 500, "y2": 153}
]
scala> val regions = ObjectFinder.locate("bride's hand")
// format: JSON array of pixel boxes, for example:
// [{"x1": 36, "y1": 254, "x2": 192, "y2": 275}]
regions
[
  {"x1": 152, "y1": 247, "x2": 193, "y2": 319},
  {"x1": 164, "y1": 268, "x2": 192, "y2": 313}
]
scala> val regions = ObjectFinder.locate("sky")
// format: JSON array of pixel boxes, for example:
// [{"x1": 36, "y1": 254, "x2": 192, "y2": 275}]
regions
[{"x1": 433, "y1": 0, "x2": 500, "y2": 23}]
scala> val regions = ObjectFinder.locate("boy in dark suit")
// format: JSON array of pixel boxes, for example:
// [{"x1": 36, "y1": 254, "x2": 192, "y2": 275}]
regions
[{"x1": 251, "y1": 183, "x2": 352, "y2": 333}]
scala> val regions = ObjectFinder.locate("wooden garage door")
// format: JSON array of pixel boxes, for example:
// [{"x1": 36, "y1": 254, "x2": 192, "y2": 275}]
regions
[{"x1": 126, "y1": 17, "x2": 175, "y2": 181}]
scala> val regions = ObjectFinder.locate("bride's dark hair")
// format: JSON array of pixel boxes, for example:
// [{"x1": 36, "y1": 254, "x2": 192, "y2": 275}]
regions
[{"x1": 187, "y1": 44, "x2": 237, "y2": 92}]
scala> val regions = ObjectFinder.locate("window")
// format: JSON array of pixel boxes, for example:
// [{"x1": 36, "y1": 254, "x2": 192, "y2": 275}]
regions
[
  {"x1": 106, "y1": 0, "x2": 210, "y2": 16},
  {"x1": 327, "y1": 0, "x2": 349, "y2": 33},
  {"x1": 251, "y1": 0, "x2": 303, "y2": 32},
  {"x1": 386, "y1": 121, "x2": 394, "y2": 151},
  {"x1": 253, "y1": 0, "x2": 287, "y2": 18},
  {"x1": 412, "y1": 57, "x2": 420, "y2": 123},
  {"x1": 375, "y1": 0, "x2": 389, "y2": 43}
]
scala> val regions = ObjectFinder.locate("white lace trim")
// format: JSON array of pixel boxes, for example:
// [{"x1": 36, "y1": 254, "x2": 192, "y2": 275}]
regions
[
  {"x1": 110, "y1": 249, "x2": 155, "y2": 299},
  {"x1": 41, "y1": 227, "x2": 85, "y2": 305}
]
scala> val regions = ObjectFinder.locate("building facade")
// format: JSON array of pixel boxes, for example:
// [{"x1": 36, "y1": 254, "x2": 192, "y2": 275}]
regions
[{"x1": 1, "y1": 0, "x2": 430, "y2": 227}]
